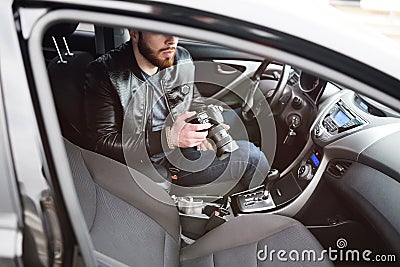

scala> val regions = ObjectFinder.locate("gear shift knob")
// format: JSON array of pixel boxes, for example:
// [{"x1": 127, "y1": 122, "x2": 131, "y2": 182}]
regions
[{"x1": 263, "y1": 169, "x2": 280, "y2": 197}]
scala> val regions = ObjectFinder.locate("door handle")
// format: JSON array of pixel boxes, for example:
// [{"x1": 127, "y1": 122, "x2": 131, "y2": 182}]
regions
[{"x1": 217, "y1": 64, "x2": 236, "y2": 75}]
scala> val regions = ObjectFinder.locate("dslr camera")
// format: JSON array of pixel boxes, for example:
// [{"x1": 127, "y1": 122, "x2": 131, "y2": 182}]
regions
[{"x1": 186, "y1": 105, "x2": 238, "y2": 157}]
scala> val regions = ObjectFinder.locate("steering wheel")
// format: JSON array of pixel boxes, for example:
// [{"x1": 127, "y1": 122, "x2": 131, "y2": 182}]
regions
[{"x1": 242, "y1": 60, "x2": 291, "y2": 120}]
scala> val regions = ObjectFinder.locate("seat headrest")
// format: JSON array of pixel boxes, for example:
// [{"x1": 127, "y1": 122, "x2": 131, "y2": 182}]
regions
[
  {"x1": 48, "y1": 51, "x2": 94, "y2": 147},
  {"x1": 46, "y1": 22, "x2": 79, "y2": 37}
]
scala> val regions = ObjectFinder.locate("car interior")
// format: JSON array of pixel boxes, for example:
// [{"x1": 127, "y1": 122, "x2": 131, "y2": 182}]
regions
[{"x1": 30, "y1": 19, "x2": 400, "y2": 266}]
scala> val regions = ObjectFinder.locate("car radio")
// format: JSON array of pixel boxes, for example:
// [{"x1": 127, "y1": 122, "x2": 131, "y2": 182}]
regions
[{"x1": 320, "y1": 100, "x2": 366, "y2": 135}]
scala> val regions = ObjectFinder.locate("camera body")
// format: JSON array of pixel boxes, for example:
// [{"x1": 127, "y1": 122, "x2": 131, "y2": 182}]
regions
[{"x1": 186, "y1": 105, "x2": 238, "y2": 157}]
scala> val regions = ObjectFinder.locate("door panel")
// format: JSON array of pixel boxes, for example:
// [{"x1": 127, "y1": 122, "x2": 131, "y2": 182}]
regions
[
  {"x1": 180, "y1": 40, "x2": 262, "y2": 105},
  {"x1": 179, "y1": 40, "x2": 263, "y2": 61},
  {"x1": 194, "y1": 62, "x2": 243, "y2": 97}
]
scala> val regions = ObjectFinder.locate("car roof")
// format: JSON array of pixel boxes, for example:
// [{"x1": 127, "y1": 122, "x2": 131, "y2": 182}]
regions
[
  {"x1": 153, "y1": 0, "x2": 400, "y2": 81},
  {"x1": 23, "y1": 0, "x2": 400, "y2": 80}
]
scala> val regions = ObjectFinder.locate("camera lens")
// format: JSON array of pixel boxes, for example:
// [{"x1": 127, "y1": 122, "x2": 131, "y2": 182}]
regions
[{"x1": 187, "y1": 105, "x2": 239, "y2": 157}]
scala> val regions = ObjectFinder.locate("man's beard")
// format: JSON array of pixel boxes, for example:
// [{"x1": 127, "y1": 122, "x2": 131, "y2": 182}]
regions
[{"x1": 138, "y1": 35, "x2": 176, "y2": 69}]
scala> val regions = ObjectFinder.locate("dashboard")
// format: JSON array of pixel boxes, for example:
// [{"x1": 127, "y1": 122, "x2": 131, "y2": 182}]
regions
[
  {"x1": 275, "y1": 85, "x2": 400, "y2": 197},
  {"x1": 267, "y1": 82, "x2": 400, "y2": 256}
]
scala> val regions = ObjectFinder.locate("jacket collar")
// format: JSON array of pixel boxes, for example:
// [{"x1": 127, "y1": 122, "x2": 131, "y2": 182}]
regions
[{"x1": 123, "y1": 40, "x2": 145, "y2": 81}]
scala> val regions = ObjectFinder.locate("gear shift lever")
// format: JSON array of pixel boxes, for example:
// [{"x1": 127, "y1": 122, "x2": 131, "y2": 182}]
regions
[
  {"x1": 233, "y1": 169, "x2": 280, "y2": 212},
  {"x1": 263, "y1": 169, "x2": 280, "y2": 199}
]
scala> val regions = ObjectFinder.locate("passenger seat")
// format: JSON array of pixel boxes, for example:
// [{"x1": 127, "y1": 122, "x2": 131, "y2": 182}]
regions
[{"x1": 64, "y1": 139, "x2": 333, "y2": 266}]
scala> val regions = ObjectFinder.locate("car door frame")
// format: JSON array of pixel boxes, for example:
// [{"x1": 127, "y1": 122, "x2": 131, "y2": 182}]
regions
[{"x1": 1, "y1": 1, "x2": 97, "y2": 266}]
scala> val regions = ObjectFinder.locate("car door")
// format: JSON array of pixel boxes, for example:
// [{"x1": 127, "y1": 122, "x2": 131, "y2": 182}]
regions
[
  {"x1": 0, "y1": 72, "x2": 24, "y2": 266},
  {"x1": 0, "y1": 3, "x2": 97, "y2": 266}
]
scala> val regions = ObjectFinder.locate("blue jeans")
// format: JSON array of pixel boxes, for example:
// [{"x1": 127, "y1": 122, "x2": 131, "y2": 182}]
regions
[{"x1": 159, "y1": 140, "x2": 269, "y2": 189}]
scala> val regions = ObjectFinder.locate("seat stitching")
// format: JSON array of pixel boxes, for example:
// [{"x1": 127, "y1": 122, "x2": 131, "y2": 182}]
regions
[
  {"x1": 79, "y1": 147, "x2": 98, "y2": 233},
  {"x1": 163, "y1": 231, "x2": 166, "y2": 267},
  {"x1": 256, "y1": 240, "x2": 259, "y2": 267},
  {"x1": 88, "y1": 185, "x2": 99, "y2": 233}
]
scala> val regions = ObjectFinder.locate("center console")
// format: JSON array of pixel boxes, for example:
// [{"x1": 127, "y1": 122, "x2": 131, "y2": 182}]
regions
[
  {"x1": 230, "y1": 93, "x2": 370, "y2": 214},
  {"x1": 231, "y1": 145, "x2": 323, "y2": 214},
  {"x1": 314, "y1": 100, "x2": 367, "y2": 142}
]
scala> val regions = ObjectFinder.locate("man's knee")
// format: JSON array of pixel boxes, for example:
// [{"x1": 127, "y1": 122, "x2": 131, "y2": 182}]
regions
[{"x1": 235, "y1": 140, "x2": 267, "y2": 166}]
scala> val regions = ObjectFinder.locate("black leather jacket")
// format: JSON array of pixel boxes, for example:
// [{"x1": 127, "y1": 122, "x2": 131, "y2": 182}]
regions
[{"x1": 84, "y1": 41, "x2": 205, "y2": 163}]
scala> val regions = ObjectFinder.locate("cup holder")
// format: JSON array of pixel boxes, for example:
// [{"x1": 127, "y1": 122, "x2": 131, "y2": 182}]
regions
[{"x1": 172, "y1": 195, "x2": 223, "y2": 217}]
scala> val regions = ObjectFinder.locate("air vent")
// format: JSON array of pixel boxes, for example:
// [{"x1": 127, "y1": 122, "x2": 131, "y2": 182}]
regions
[
  {"x1": 288, "y1": 72, "x2": 299, "y2": 86},
  {"x1": 327, "y1": 160, "x2": 352, "y2": 178}
]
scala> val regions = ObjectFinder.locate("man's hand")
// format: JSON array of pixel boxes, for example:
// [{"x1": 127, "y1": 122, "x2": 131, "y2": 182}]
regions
[
  {"x1": 197, "y1": 139, "x2": 215, "y2": 151},
  {"x1": 197, "y1": 123, "x2": 230, "y2": 151},
  {"x1": 170, "y1": 112, "x2": 211, "y2": 148}
]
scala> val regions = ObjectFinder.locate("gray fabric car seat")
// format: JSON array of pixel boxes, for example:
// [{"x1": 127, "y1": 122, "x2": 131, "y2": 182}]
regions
[
  {"x1": 65, "y1": 139, "x2": 180, "y2": 266},
  {"x1": 64, "y1": 139, "x2": 333, "y2": 267}
]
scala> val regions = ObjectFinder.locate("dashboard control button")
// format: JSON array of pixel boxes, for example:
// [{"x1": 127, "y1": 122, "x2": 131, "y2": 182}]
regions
[
  {"x1": 292, "y1": 96, "x2": 303, "y2": 109},
  {"x1": 298, "y1": 164, "x2": 313, "y2": 180},
  {"x1": 298, "y1": 165, "x2": 306, "y2": 175},
  {"x1": 314, "y1": 126, "x2": 322, "y2": 137},
  {"x1": 276, "y1": 188, "x2": 282, "y2": 197}
]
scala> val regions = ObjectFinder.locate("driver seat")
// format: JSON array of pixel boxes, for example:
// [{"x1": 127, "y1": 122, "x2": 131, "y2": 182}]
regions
[
  {"x1": 64, "y1": 138, "x2": 333, "y2": 266},
  {"x1": 47, "y1": 23, "x2": 94, "y2": 148}
]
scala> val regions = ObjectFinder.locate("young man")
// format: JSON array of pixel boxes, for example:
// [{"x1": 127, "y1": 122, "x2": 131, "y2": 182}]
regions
[{"x1": 84, "y1": 30, "x2": 269, "y2": 189}]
